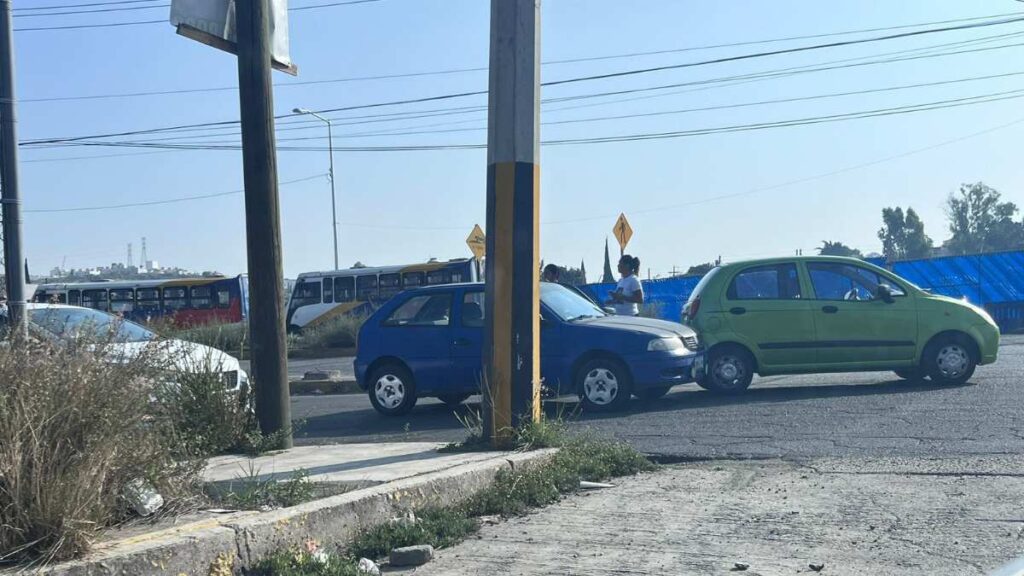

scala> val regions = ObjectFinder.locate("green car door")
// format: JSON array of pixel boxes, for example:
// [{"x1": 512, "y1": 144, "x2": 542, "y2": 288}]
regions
[
  {"x1": 721, "y1": 262, "x2": 817, "y2": 370},
  {"x1": 804, "y1": 261, "x2": 918, "y2": 367}
]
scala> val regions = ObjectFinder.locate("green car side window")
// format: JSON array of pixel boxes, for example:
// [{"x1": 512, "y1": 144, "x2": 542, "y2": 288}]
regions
[
  {"x1": 807, "y1": 263, "x2": 905, "y2": 301},
  {"x1": 726, "y1": 264, "x2": 801, "y2": 300}
]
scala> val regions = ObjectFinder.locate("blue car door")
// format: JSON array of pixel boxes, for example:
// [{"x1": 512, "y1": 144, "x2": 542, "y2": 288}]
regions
[
  {"x1": 449, "y1": 289, "x2": 485, "y2": 394},
  {"x1": 540, "y1": 308, "x2": 567, "y2": 393},
  {"x1": 380, "y1": 291, "x2": 454, "y2": 394}
]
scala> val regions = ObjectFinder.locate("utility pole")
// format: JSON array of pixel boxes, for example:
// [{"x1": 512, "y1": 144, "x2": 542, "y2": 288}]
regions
[
  {"x1": 483, "y1": 0, "x2": 541, "y2": 447},
  {"x1": 236, "y1": 0, "x2": 291, "y2": 448},
  {"x1": 0, "y1": 0, "x2": 26, "y2": 337}
]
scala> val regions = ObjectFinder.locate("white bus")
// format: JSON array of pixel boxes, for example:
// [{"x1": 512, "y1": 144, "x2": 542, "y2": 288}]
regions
[{"x1": 285, "y1": 258, "x2": 480, "y2": 332}]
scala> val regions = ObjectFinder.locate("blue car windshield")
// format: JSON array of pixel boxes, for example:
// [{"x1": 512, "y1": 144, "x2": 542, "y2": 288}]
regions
[
  {"x1": 542, "y1": 283, "x2": 606, "y2": 321},
  {"x1": 29, "y1": 307, "x2": 155, "y2": 342}
]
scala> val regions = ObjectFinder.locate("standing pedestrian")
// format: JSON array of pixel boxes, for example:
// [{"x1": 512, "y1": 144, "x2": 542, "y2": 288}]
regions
[
  {"x1": 543, "y1": 263, "x2": 560, "y2": 283},
  {"x1": 606, "y1": 255, "x2": 643, "y2": 316}
]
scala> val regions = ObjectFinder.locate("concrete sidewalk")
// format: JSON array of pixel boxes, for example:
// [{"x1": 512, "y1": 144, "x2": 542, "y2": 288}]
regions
[
  {"x1": 22, "y1": 443, "x2": 554, "y2": 576},
  {"x1": 204, "y1": 442, "x2": 504, "y2": 486},
  {"x1": 412, "y1": 455, "x2": 1024, "y2": 576}
]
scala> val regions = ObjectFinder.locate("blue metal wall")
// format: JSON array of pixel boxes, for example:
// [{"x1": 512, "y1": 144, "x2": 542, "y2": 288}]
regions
[{"x1": 581, "y1": 250, "x2": 1024, "y2": 332}]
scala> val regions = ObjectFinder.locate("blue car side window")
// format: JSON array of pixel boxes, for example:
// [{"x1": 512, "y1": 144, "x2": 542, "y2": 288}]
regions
[{"x1": 383, "y1": 294, "x2": 452, "y2": 327}]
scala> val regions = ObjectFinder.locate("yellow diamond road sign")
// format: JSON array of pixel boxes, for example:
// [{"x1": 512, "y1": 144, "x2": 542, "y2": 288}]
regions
[
  {"x1": 466, "y1": 224, "x2": 486, "y2": 261},
  {"x1": 613, "y1": 213, "x2": 633, "y2": 253}
]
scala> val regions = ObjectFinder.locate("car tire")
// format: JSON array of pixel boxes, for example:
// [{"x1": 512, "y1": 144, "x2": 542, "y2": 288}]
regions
[
  {"x1": 635, "y1": 385, "x2": 672, "y2": 401},
  {"x1": 577, "y1": 357, "x2": 632, "y2": 412},
  {"x1": 703, "y1": 345, "x2": 755, "y2": 394},
  {"x1": 368, "y1": 363, "x2": 418, "y2": 416},
  {"x1": 922, "y1": 335, "x2": 977, "y2": 386},
  {"x1": 437, "y1": 393, "x2": 470, "y2": 407},
  {"x1": 893, "y1": 368, "x2": 921, "y2": 381}
]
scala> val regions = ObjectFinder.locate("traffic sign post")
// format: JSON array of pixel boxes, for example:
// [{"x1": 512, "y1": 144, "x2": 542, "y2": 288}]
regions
[
  {"x1": 466, "y1": 224, "x2": 486, "y2": 261},
  {"x1": 483, "y1": 0, "x2": 542, "y2": 448},
  {"x1": 613, "y1": 213, "x2": 633, "y2": 256}
]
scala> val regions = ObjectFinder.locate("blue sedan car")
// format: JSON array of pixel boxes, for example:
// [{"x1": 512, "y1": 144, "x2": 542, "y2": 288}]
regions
[{"x1": 355, "y1": 282, "x2": 705, "y2": 416}]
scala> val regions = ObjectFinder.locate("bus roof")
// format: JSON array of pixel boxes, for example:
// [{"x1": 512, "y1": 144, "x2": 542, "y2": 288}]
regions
[
  {"x1": 34, "y1": 276, "x2": 237, "y2": 291},
  {"x1": 295, "y1": 259, "x2": 474, "y2": 280}
]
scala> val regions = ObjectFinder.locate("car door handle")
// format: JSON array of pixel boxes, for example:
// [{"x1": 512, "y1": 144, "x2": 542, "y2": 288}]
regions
[
  {"x1": 822, "y1": 305, "x2": 838, "y2": 314},
  {"x1": 729, "y1": 307, "x2": 746, "y2": 315},
  {"x1": 453, "y1": 338, "x2": 472, "y2": 347}
]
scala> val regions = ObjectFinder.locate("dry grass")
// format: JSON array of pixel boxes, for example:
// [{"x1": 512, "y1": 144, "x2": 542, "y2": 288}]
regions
[{"x1": 0, "y1": 335, "x2": 205, "y2": 565}]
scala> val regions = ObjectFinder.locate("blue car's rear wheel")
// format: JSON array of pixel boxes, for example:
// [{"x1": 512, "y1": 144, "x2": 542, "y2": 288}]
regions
[
  {"x1": 368, "y1": 363, "x2": 418, "y2": 416},
  {"x1": 577, "y1": 357, "x2": 632, "y2": 412}
]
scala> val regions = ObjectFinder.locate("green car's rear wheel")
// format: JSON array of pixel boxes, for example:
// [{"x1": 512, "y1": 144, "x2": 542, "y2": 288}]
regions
[{"x1": 701, "y1": 345, "x2": 754, "y2": 394}]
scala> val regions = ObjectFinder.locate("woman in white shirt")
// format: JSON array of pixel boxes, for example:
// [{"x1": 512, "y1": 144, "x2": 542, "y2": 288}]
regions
[{"x1": 606, "y1": 255, "x2": 644, "y2": 316}]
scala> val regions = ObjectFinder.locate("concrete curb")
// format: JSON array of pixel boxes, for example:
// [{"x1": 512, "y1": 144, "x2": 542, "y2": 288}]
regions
[
  {"x1": 289, "y1": 380, "x2": 361, "y2": 395},
  {"x1": 28, "y1": 449, "x2": 558, "y2": 576}
]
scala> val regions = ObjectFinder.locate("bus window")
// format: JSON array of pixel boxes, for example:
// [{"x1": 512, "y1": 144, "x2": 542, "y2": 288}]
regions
[
  {"x1": 217, "y1": 289, "x2": 231, "y2": 309},
  {"x1": 322, "y1": 278, "x2": 333, "y2": 303},
  {"x1": 137, "y1": 288, "x2": 160, "y2": 310},
  {"x1": 81, "y1": 289, "x2": 109, "y2": 311},
  {"x1": 163, "y1": 287, "x2": 188, "y2": 310},
  {"x1": 190, "y1": 286, "x2": 213, "y2": 309},
  {"x1": 379, "y1": 273, "x2": 401, "y2": 300},
  {"x1": 334, "y1": 277, "x2": 354, "y2": 303},
  {"x1": 289, "y1": 281, "x2": 322, "y2": 310},
  {"x1": 356, "y1": 275, "x2": 378, "y2": 301},
  {"x1": 426, "y1": 270, "x2": 449, "y2": 285},
  {"x1": 109, "y1": 289, "x2": 135, "y2": 313},
  {"x1": 402, "y1": 272, "x2": 425, "y2": 290},
  {"x1": 68, "y1": 290, "x2": 81, "y2": 306}
]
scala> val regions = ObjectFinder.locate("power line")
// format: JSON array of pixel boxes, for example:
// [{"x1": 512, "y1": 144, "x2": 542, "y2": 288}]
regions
[
  {"x1": 13, "y1": 0, "x2": 162, "y2": 11},
  {"x1": 25, "y1": 37, "x2": 1024, "y2": 149},
  {"x1": 17, "y1": 11, "x2": 1024, "y2": 99},
  {"x1": 14, "y1": 4, "x2": 167, "y2": 18},
  {"x1": 23, "y1": 24, "x2": 1024, "y2": 147},
  {"x1": 25, "y1": 174, "x2": 326, "y2": 213},
  {"x1": 44, "y1": 87, "x2": 1024, "y2": 153},
  {"x1": 13, "y1": 0, "x2": 383, "y2": 30}
]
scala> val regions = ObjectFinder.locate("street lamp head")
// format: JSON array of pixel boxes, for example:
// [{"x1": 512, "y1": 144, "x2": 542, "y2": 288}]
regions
[{"x1": 293, "y1": 107, "x2": 309, "y2": 114}]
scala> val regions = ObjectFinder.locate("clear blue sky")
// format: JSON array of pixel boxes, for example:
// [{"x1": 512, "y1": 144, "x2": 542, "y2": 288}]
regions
[{"x1": 12, "y1": 0, "x2": 1024, "y2": 280}]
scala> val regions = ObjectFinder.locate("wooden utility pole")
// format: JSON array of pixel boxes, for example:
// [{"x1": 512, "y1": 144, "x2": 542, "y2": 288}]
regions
[
  {"x1": 483, "y1": 0, "x2": 541, "y2": 447},
  {"x1": 236, "y1": 0, "x2": 291, "y2": 447},
  {"x1": 0, "y1": 0, "x2": 27, "y2": 337}
]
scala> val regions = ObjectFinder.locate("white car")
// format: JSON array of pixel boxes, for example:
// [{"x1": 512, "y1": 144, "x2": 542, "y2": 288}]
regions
[{"x1": 22, "y1": 303, "x2": 249, "y2": 392}]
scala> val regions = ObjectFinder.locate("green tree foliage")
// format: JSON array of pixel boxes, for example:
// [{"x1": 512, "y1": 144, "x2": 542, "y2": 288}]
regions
[
  {"x1": 946, "y1": 182, "x2": 1024, "y2": 255},
  {"x1": 878, "y1": 207, "x2": 933, "y2": 261},
  {"x1": 817, "y1": 241, "x2": 863, "y2": 258}
]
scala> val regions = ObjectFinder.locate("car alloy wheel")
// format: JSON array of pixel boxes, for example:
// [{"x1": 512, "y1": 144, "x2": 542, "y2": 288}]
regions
[
  {"x1": 374, "y1": 373, "x2": 406, "y2": 410},
  {"x1": 583, "y1": 367, "x2": 619, "y2": 406}
]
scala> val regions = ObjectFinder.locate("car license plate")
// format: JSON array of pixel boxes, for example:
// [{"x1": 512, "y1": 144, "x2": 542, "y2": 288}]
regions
[{"x1": 692, "y1": 354, "x2": 706, "y2": 378}]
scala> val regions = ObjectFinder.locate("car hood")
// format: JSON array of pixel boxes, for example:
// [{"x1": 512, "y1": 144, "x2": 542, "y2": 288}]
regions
[
  {"x1": 108, "y1": 339, "x2": 242, "y2": 373},
  {"x1": 582, "y1": 315, "x2": 696, "y2": 338}
]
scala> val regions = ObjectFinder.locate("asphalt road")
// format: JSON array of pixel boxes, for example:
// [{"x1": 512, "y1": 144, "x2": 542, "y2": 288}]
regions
[{"x1": 291, "y1": 335, "x2": 1024, "y2": 459}]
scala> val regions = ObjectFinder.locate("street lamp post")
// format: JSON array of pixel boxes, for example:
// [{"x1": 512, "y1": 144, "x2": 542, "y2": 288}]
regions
[{"x1": 293, "y1": 107, "x2": 339, "y2": 270}]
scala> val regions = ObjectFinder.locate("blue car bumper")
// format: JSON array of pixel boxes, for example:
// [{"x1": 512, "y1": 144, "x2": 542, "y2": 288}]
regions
[{"x1": 623, "y1": 350, "x2": 705, "y2": 390}]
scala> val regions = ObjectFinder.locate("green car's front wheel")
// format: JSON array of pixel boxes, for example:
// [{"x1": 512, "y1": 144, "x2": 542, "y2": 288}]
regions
[
  {"x1": 923, "y1": 335, "x2": 977, "y2": 385},
  {"x1": 700, "y1": 345, "x2": 754, "y2": 394}
]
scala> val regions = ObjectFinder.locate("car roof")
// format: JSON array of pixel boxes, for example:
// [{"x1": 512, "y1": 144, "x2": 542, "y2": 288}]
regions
[{"x1": 719, "y1": 255, "x2": 878, "y2": 269}]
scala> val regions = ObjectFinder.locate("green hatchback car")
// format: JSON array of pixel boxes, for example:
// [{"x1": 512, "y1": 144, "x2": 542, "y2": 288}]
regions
[{"x1": 682, "y1": 256, "x2": 999, "y2": 392}]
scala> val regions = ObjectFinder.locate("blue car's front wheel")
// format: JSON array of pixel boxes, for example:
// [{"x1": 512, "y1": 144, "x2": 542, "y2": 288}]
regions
[
  {"x1": 368, "y1": 363, "x2": 418, "y2": 416},
  {"x1": 577, "y1": 357, "x2": 632, "y2": 412}
]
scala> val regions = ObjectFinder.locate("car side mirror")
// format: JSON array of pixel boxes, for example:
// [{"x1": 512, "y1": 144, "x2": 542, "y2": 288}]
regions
[{"x1": 876, "y1": 284, "x2": 894, "y2": 304}]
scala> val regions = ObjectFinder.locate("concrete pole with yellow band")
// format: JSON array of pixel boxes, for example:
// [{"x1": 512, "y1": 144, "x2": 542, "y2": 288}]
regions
[{"x1": 483, "y1": 0, "x2": 541, "y2": 447}]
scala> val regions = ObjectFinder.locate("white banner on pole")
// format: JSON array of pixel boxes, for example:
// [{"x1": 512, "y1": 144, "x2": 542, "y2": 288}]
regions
[{"x1": 170, "y1": 0, "x2": 296, "y2": 75}]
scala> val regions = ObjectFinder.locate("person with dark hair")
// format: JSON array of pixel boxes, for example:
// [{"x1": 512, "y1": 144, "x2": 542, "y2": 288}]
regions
[
  {"x1": 542, "y1": 263, "x2": 560, "y2": 283},
  {"x1": 606, "y1": 254, "x2": 644, "y2": 315}
]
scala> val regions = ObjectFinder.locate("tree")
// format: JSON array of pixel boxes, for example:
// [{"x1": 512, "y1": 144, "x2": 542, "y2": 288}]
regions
[
  {"x1": 946, "y1": 182, "x2": 1024, "y2": 255},
  {"x1": 685, "y1": 262, "x2": 715, "y2": 276},
  {"x1": 601, "y1": 238, "x2": 615, "y2": 283},
  {"x1": 878, "y1": 206, "x2": 933, "y2": 261},
  {"x1": 817, "y1": 241, "x2": 862, "y2": 258}
]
